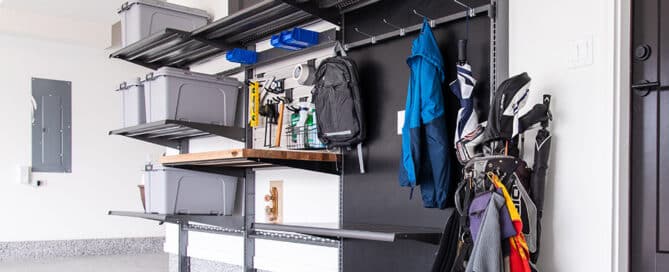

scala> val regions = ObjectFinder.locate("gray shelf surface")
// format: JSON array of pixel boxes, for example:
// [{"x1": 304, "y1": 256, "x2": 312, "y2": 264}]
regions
[
  {"x1": 109, "y1": 120, "x2": 245, "y2": 150},
  {"x1": 253, "y1": 222, "x2": 442, "y2": 244},
  {"x1": 108, "y1": 211, "x2": 244, "y2": 230},
  {"x1": 109, "y1": 0, "x2": 382, "y2": 70}
]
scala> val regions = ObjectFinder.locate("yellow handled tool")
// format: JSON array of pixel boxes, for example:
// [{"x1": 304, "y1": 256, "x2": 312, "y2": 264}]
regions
[
  {"x1": 249, "y1": 81, "x2": 260, "y2": 128},
  {"x1": 274, "y1": 102, "x2": 284, "y2": 147}
]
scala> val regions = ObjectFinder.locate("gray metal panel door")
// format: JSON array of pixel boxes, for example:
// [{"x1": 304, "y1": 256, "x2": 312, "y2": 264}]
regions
[{"x1": 31, "y1": 78, "x2": 72, "y2": 173}]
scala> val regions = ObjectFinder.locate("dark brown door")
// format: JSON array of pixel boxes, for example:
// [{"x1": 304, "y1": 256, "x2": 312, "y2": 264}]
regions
[{"x1": 631, "y1": 0, "x2": 669, "y2": 270}]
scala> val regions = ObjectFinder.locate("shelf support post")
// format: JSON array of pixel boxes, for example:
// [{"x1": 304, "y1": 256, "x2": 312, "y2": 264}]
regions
[
  {"x1": 243, "y1": 54, "x2": 256, "y2": 272},
  {"x1": 177, "y1": 220, "x2": 190, "y2": 272}
]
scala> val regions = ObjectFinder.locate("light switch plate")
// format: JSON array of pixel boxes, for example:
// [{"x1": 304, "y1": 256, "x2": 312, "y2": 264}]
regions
[
  {"x1": 397, "y1": 110, "x2": 405, "y2": 135},
  {"x1": 568, "y1": 36, "x2": 593, "y2": 68}
]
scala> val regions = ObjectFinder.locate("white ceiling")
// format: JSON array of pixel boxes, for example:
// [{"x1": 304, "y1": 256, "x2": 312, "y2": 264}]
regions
[{"x1": 0, "y1": 0, "x2": 127, "y2": 25}]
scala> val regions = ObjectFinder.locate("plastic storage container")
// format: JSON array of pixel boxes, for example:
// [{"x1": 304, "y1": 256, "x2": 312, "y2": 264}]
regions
[
  {"x1": 116, "y1": 78, "x2": 145, "y2": 128},
  {"x1": 271, "y1": 32, "x2": 303, "y2": 51},
  {"x1": 282, "y1": 28, "x2": 319, "y2": 48},
  {"x1": 118, "y1": 0, "x2": 210, "y2": 46},
  {"x1": 143, "y1": 164, "x2": 238, "y2": 215},
  {"x1": 226, "y1": 48, "x2": 258, "y2": 64},
  {"x1": 143, "y1": 67, "x2": 241, "y2": 126},
  {"x1": 271, "y1": 28, "x2": 319, "y2": 50}
]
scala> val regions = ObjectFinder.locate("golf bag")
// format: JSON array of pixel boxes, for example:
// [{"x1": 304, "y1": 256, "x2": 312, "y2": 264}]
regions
[
  {"x1": 312, "y1": 43, "x2": 366, "y2": 173},
  {"x1": 434, "y1": 73, "x2": 552, "y2": 272}
]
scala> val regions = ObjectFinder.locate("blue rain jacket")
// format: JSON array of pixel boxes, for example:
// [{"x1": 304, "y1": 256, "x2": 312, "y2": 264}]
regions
[{"x1": 399, "y1": 20, "x2": 452, "y2": 209}]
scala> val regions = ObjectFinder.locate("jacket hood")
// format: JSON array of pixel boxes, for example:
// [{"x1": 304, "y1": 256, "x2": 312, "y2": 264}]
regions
[{"x1": 407, "y1": 19, "x2": 445, "y2": 82}]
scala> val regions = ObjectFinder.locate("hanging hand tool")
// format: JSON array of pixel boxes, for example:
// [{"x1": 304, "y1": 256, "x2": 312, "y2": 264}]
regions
[
  {"x1": 274, "y1": 102, "x2": 285, "y2": 147},
  {"x1": 248, "y1": 81, "x2": 260, "y2": 128},
  {"x1": 264, "y1": 76, "x2": 285, "y2": 94}
]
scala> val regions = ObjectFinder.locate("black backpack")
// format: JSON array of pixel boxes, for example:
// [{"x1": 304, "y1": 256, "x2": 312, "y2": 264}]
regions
[{"x1": 312, "y1": 44, "x2": 366, "y2": 172}]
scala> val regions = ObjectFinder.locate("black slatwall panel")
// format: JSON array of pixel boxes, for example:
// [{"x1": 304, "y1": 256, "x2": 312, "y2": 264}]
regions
[{"x1": 342, "y1": 0, "x2": 491, "y2": 270}]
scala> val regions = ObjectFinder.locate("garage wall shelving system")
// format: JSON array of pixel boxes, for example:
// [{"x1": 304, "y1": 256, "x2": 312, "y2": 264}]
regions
[{"x1": 107, "y1": 1, "x2": 508, "y2": 271}]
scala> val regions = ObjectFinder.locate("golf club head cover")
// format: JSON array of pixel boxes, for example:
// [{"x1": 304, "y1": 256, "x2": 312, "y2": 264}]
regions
[
  {"x1": 455, "y1": 124, "x2": 485, "y2": 164},
  {"x1": 484, "y1": 72, "x2": 531, "y2": 143}
]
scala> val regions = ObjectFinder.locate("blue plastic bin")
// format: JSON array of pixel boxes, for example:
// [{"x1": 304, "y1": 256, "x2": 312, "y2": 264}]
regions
[
  {"x1": 271, "y1": 28, "x2": 319, "y2": 51},
  {"x1": 282, "y1": 28, "x2": 319, "y2": 48},
  {"x1": 271, "y1": 32, "x2": 303, "y2": 51},
  {"x1": 226, "y1": 48, "x2": 257, "y2": 64}
]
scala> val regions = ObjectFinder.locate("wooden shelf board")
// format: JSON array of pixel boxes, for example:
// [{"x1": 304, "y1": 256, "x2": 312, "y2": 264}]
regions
[{"x1": 160, "y1": 149, "x2": 339, "y2": 165}]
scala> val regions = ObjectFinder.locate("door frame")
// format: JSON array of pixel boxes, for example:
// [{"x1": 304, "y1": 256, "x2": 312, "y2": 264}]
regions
[{"x1": 612, "y1": 0, "x2": 631, "y2": 271}]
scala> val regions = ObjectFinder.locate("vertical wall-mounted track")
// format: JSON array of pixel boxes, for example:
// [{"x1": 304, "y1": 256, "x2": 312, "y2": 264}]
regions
[
  {"x1": 243, "y1": 65, "x2": 255, "y2": 272},
  {"x1": 243, "y1": 169, "x2": 256, "y2": 272},
  {"x1": 490, "y1": 0, "x2": 509, "y2": 97},
  {"x1": 338, "y1": 155, "x2": 345, "y2": 272},
  {"x1": 178, "y1": 221, "x2": 190, "y2": 272}
]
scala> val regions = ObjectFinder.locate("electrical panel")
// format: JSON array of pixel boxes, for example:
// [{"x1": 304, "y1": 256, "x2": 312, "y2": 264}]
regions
[{"x1": 31, "y1": 78, "x2": 72, "y2": 173}]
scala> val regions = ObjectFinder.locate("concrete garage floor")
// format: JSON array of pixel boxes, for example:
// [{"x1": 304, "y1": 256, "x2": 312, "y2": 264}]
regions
[{"x1": 0, "y1": 253, "x2": 168, "y2": 272}]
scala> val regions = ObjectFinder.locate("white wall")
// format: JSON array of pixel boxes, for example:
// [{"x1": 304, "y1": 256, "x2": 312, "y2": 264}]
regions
[
  {"x1": 509, "y1": 0, "x2": 618, "y2": 271},
  {"x1": 0, "y1": 32, "x2": 165, "y2": 241},
  {"x1": 167, "y1": 0, "x2": 228, "y2": 20},
  {"x1": 0, "y1": 7, "x2": 110, "y2": 49}
]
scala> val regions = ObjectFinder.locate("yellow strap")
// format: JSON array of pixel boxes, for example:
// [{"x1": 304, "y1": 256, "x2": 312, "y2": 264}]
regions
[
  {"x1": 488, "y1": 172, "x2": 530, "y2": 257},
  {"x1": 488, "y1": 172, "x2": 521, "y2": 221}
]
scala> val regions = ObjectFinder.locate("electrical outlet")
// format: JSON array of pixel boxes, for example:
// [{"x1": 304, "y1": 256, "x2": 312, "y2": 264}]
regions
[{"x1": 397, "y1": 110, "x2": 405, "y2": 135}]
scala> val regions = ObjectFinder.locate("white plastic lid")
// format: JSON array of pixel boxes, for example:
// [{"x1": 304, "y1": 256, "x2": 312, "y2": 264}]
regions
[
  {"x1": 146, "y1": 67, "x2": 241, "y2": 87},
  {"x1": 119, "y1": 0, "x2": 210, "y2": 19}
]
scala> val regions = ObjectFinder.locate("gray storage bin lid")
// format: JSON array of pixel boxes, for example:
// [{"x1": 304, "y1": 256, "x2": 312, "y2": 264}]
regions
[
  {"x1": 119, "y1": 0, "x2": 210, "y2": 19},
  {"x1": 145, "y1": 67, "x2": 241, "y2": 87},
  {"x1": 144, "y1": 163, "x2": 181, "y2": 172},
  {"x1": 115, "y1": 77, "x2": 143, "y2": 91}
]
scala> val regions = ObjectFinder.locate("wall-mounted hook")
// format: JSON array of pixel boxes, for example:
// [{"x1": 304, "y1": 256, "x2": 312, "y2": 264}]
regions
[
  {"x1": 412, "y1": 9, "x2": 435, "y2": 27},
  {"x1": 354, "y1": 27, "x2": 376, "y2": 44},
  {"x1": 382, "y1": 18, "x2": 405, "y2": 36},
  {"x1": 454, "y1": 0, "x2": 475, "y2": 17}
]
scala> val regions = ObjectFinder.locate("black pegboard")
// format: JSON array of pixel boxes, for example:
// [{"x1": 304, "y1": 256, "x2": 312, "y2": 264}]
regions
[{"x1": 341, "y1": 0, "x2": 492, "y2": 271}]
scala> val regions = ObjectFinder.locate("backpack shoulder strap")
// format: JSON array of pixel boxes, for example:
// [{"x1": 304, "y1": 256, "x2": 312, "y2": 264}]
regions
[{"x1": 334, "y1": 42, "x2": 348, "y2": 57}]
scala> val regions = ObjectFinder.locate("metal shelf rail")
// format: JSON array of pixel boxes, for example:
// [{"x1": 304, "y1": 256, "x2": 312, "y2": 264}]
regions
[
  {"x1": 343, "y1": 4, "x2": 492, "y2": 50},
  {"x1": 159, "y1": 148, "x2": 342, "y2": 176},
  {"x1": 109, "y1": 0, "x2": 382, "y2": 71},
  {"x1": 109, "y1": 29, "x2": 216, "y2": 70},
  {"x1": 251, "y1": 229, "x2": 341, "y2": 248},
  {"x1": 110, "y1": 1, "x2": 315, "y2": 70},
  {"x1": 108, "y1": 211, "x2": 245, "y2": 230},
  {"x1": 109, "y1": 120, "x2": 245, "y2": 151},
  {"x1": 109, "y1": 211, "x2": 244, "y2": 271},
  {"x1": 253, "y1": 222, "x2": 442, "y2": 245}
]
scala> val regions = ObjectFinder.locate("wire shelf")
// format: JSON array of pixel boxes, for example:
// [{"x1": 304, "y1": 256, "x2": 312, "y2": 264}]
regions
[{"x1": 285, "y1": 125, "x2": 326, "y2": 150}]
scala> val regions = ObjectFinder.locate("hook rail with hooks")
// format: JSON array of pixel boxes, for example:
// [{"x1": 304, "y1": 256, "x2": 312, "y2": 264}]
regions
[
  {"x1": 412, "y1": 9, "x2": 435, "y2": 27},
  {"x1": 454, "y1": 0, "x2": 476, "y2": 17},
  {"x1": 382, "y1": 18, "x2": 405, "y2": 37},
  {"x1": 344, "y1": 3, "x2": 492, "y2": 51}
]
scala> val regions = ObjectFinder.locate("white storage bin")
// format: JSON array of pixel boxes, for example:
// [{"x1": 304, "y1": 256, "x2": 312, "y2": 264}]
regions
[
  {"x1": 119, "y1": 0, "x2": 210, "y2": 46},
  {"x1": 144, "y1": 67, "x2": 241, "y2": 126},
  {"x1": 143, "y1": 165, "x2": 238, "y2": 215},
  {"x1": 116, "y1": 78, "x2": 145, "y2": 128}
]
